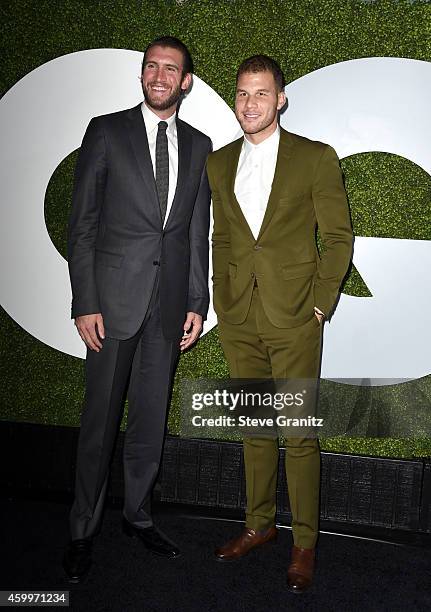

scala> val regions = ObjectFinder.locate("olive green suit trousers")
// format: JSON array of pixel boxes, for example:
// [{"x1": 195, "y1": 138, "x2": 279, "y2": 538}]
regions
[{"x1": 218, "y1": 284, "x2": 323, "y2": 549}]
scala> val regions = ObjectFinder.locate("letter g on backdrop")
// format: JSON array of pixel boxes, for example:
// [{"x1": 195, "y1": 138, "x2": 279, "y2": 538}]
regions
[{"x1": 0, "y1": 50, "x2": 430, "y2": 384}]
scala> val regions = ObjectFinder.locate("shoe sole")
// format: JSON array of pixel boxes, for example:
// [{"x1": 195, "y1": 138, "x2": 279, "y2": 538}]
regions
[
  {"x1": 287, "y1": 584, "x2": 312, "y2": 594},
  {"x1": 63, "y1": 566, "x2": 90, "y2": 584},
  {"x1": 147, "y1": 549, "x2": 182, "y2": 559},
  {"x1": 65, "y1": 575, "x2": 85, "y2": 584}
]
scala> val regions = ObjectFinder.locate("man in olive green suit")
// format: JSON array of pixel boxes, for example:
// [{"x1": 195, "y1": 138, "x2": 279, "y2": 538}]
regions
[{"x1": 206, "y1": 55, "x2": 353, "y2": 593}]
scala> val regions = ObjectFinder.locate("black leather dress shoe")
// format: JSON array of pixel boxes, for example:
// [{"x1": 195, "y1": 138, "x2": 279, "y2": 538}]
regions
[
  {"x1": 122, "y1": 519, "x2": 181, "y2": 558},
  {"x1": 63, "y1": 538, "x2": 92, "y2": 583}
]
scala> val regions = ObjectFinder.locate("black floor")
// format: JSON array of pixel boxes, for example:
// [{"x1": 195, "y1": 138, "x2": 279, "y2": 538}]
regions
[{"x1": 2, "y1": 498, "x2": 431, "y2": 612}]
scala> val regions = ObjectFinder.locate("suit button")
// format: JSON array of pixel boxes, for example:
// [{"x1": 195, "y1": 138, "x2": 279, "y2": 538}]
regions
[
  {"x1": 153, "y1": 260, "x2": 160, "y2": 266},
  {"x1": 254, "y1": 245, "x2": 262, "y2": 250}
]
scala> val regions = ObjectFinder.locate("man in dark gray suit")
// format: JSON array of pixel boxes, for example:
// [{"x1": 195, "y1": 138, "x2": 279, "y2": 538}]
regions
[{"x1": 63, "y1": 36, "x2": 212, "y2": 582}]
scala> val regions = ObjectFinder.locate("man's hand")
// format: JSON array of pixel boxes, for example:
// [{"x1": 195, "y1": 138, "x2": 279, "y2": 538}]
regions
[
  {"x1": 180, "y1": 312, "x2": 203, "y2": 352},
  {"x1": 75, "y1": 313, "x2": 105, "y2": 352},
  {"x1": 314, "y1": 306, "x2": 325, "y2": 324}
]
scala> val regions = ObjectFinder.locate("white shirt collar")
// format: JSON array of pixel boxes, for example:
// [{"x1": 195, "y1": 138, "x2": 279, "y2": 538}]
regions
[
  {"x1": 141, "y1": 101, "x2": 176, "y2": 135},
  {"x1": 243, "y1": 124, "x2": 280, "y2": 154}
]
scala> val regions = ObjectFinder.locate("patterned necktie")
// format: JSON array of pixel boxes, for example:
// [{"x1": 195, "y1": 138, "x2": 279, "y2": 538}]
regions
[{"x1": 155, "y1": 120, "x2": 169, "y2": 223}]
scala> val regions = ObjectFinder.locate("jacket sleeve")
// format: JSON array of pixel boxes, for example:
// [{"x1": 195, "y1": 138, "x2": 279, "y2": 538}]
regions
[
  {"x1": 312, "y1": 145, "x2": 354, "y2": 317},
  {"x1": 207, "y1": 154, "x2": 231, "y2": 286},
  {"x1": 186, "y1": 139, "x2": 212, "y2": 318},
  {"x1": 67, "y1": 117, "x2": 107, "y2": 318}
]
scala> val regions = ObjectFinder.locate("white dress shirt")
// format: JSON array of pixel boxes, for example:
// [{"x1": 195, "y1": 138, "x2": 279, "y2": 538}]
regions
[
  {"x1": 234, "y1": 126, "x2": 280, "y2": 240},
  {"x1": 141, "y1": 102, "x2": 178, "y2": 227}
]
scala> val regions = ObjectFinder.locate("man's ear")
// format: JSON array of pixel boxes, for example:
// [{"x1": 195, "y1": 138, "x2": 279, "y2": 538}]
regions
[
  {"x1": 277, "y1": 90, "x2": 286, "y2": 111},
  {"x1": 181, "y1": 72, "x2": 193, "y2": 93}
]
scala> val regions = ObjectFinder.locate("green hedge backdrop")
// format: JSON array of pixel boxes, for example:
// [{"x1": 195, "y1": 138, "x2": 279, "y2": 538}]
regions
[{"x1": 1, "y1": 0, "x2": 430, "y2": 458}]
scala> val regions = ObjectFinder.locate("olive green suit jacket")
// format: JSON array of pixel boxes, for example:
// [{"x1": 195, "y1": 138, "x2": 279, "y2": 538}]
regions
[{"x1": 206, "y1": 128, "x2": 354, "y2": 328}]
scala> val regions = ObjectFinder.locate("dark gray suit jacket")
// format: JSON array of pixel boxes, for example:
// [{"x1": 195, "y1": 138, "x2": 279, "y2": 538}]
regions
[{"x1": 68, "y1": 104, "x2": 212, "y2": 340}]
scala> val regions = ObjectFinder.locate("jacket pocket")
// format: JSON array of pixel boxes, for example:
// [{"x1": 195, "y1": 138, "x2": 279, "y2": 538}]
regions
[{"x1": 281, "y1": 261, "x2": 316, "y2": 280}]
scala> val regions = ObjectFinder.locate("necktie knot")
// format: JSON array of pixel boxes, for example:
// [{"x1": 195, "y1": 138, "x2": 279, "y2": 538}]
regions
[{"x1": 158, "y1": 120, "x2": 168, "y2": 132}]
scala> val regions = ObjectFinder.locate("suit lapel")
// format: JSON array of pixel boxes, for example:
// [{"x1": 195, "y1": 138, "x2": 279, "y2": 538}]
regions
[
  {"x1": 126, "y1": 105, "x2": 162, "y2": 226},
  {"x1": 164, "y1": 118, "x2": 191, "y2": 229},
  {"x1": 256, "y1": 128, "x2": 294, "y2": 240}
]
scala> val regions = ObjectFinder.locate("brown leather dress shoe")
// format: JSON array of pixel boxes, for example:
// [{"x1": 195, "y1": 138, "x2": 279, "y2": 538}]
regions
[
  {"x1": 287, "y1": 545, "x2": 316, "y2": 593},
  {"x1": 215, "y1": 526, "x2": 277, "y2": 561}
]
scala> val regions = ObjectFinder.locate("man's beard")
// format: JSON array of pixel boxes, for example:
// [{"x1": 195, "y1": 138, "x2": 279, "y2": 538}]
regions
[{"x1": 142, "y1": 80, "x2": 183, "y2": 111}]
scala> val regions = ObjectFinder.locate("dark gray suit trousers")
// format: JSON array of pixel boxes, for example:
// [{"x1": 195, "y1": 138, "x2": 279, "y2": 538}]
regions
[{"x1": 69, "y1": 272, "x2": 181, "y2": 540}]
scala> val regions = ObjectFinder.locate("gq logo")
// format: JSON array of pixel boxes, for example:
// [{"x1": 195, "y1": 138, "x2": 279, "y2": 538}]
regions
[{"x1": 0, "y1": 52, "x2": 430, "y2": 384}]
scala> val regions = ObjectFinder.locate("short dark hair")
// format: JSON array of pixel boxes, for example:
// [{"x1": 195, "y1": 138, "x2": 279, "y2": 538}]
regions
[
  {"x1": 142, "y1": 36, "x2": 194, "y2": 78},
  {"x1": 236, "y1": 55, "x2": 285, "y2": 92}
]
